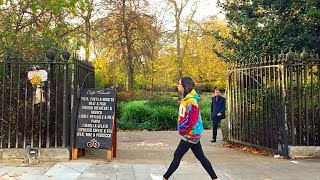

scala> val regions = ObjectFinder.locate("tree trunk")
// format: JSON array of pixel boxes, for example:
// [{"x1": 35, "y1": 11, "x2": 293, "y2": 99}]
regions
[
  {"x1": 85, "y1": 18, "x2": 91, "y2": 62},
  {"x1": 176, "y1": 19, "x2": 182, "y2": 79},
  {"x1": 127, "y1": 50, "x2": 134, "y2": 90},
  {"x1": 84, "y1": 0, "x2": 93, "y2": 62},
  {"x1": 122, "y1": 0, "x2": 134, "y2": 90}
]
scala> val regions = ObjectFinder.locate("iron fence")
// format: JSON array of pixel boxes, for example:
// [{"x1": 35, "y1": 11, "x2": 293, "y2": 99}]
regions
[
  {"x1": 228, "y1": 50, "x2": 320, "y2": 157},
  {"x1": 0, "y1": 51, "x2": 94, "y2": 149}
]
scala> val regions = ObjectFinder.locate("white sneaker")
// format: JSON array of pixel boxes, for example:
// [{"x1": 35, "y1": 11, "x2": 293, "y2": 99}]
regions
[{"x1": 150, "y1": 173, "x2": 163, "y2": 180}]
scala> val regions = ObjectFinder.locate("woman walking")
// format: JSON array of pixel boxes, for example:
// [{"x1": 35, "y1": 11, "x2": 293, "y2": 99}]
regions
[{"x1": 151, "y1": 76, "x2": 218, "y2": 180}]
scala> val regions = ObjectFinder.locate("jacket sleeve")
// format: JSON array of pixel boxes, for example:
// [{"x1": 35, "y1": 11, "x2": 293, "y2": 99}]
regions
[
  {"x1": 210, "y1": 97, "x2": 214, "y2": 120},
  {"x1": 219, "y1": 97, "x2": 226, "y2": 116}
]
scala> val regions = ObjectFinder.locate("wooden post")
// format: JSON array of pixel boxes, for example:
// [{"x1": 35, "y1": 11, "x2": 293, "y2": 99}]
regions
[
  {"x1": 107, "y1": 150, "x2": 112, "y2": 162},
  {"x1": 72, "y1": 148, "x2": 78, "y2": 160}
]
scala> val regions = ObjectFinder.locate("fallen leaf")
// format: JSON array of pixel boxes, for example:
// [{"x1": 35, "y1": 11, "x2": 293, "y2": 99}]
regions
[
  {"x1": 221, "y1": 142, "x2": 276, "y2": 157},
  {"x1": 8, "y1": 173, "x2": 22, "y2": 177}
]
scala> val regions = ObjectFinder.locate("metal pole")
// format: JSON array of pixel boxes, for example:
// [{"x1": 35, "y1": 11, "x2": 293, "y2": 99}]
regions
[
  {"x1": 277, "y1": 64, "x2": 282, "y2": 150},
  {"x1": 0, "y1": 61, "x2": 5, "y2": 148},
  {"x1": 254, "y1": 68, "x2": 258, "y2": 144},
  {"x1": 304, "y1": 65, "x2": 309, "y2": 145},
  {"x1": 245, "y1": 67, "x2": 249, "y2": 142},
  {"x1": 70, "y1": 59, "x2": 76, "y2": 159},
  {"x1": 62, "y1": 62, "x2": 68, "y2": 148},
  {"x1": 281, "y1": 65, "x2": 289, "y2": 157},
  {"x1": 235, "y1": 70, "x2": 239, "y2": 140},
  {"x1": 240, "y1": 69, "x2": 243, "y2": 141},
  {"x1": 46, "y1": 64, "x2": 51, "y2": 148},
  {"x1": 249, "y1": 68, "x2": 253, "y2": 143},
  {"x1": 257, "y1": 67, "x2": 261, "y2": 146},
  {"x1": 39, "y1": 84, "x2": 43, "y2": 148},
  {"x1": 268, "y1": 58, "x2": 272, "y2": 147},
  {"x1": 289, "y1": 65, "x2": 295, "y2": 145},
  {"x1": 31, "y1": 86, "x2": 35, "y2": 147},
  {"x1": 23, "y1": 77, "x2": 28, "y2": 148},
  {"x1": 8, "y1": 63, "x2": 13, "y2": 148},
  {"x1": 265, "y1": 65, "x2": 269, "y2": 147},
  {"x1": 310, "y1": 64, "x2": 315, "y2": 145},
  {"x1": 55, "y1": 65, "x2": 59, "y2": 148},
  {"x1": 16, "y1": 64, "x2": 21, "y2": 148},
  {"x1": 272, "y1": 65, "x2": 277, "y2": 149},
  {"x1": 227, "y1": 70, "x2": 233, "y2": 142},
  {"x1": 297, "y1": 66, "x2": 301, "y2": 144}
]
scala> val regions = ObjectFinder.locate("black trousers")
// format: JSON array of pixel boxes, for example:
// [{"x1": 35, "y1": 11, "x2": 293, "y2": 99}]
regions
[
  {"x1": 212, "y1": 120, "x2": 221, "y2": 140},
  {"x1": 163, "y1": 139, "x2": 218, "y2": 179}
]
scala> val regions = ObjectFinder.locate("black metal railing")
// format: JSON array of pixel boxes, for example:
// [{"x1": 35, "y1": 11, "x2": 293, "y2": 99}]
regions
[
  {"x1": 0, "y1": 51, "x2": 94, "y2": 149},
  {"x1": 228, "y1": 50, "x2": 320, "y2": 157}
]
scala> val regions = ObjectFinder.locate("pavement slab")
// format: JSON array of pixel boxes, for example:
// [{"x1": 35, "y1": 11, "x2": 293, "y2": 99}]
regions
[{"x1": 0, "y1": 130, "x2": 320, "y2": 180}]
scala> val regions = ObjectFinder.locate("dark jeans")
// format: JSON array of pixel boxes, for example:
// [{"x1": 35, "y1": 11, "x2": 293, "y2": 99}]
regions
[
  {"x1": 212, "y1": 120, "x2": 221, "y2": 140},
  {"x1": 163, "y1": 140, "x2": 218, "y2": 179}
]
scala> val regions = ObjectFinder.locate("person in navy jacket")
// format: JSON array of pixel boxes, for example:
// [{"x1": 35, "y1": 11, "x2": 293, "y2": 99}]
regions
[{"x1": 210, "y1": 89, "x2": 226, "y2": 142}]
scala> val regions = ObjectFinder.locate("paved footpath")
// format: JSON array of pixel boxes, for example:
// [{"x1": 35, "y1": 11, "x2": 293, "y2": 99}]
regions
[{"x1": 1, "y1": 130, "x2": 320, "y2": 180}]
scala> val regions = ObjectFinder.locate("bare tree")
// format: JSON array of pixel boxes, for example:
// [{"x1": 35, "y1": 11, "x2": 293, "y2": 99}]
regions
[
  {"x1": 75, "y1": 0, "x2": 106, "y2": 61},
  {"x1": 94, "y1": 0, "x2": 159, "y2": 90},
  {"x1": 166, "y1": 0, "x2": 198, "y2": 79}
]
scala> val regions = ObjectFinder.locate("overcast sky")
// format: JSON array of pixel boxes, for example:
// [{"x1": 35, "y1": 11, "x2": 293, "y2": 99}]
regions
[
  {"x1": 149, "y1": 0, "x2": 224, "y2": 31},
  {"x1": 149, "y1": 0, "x2": 224, "y2": 19},
  {"x1": 86, "y1": 0, "x2": 225, "y2": 59},
  {"x1": 193, "y1": 0, "x2": 224, "y2": 20}
]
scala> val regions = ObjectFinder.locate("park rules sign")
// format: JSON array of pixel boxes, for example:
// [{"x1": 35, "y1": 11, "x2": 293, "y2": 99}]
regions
[{"x1": 75, "y1": 88, "x2": 116, "y2": 150}]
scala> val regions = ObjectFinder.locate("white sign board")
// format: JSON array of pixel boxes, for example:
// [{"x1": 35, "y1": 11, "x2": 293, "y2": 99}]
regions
[{"x1": 27, "y1": 70, "x2": 48, "y2": 81}]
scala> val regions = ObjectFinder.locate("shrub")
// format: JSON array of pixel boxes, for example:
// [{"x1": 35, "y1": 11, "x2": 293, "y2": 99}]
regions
[
  {"x1": 117, "y1": 120, "x2": 137, "y2": 130},
  {"x1": 144, "y1": 97, "x2": 179, "y2": 109},
  {"x1": 116, "y1": 92, "x2": 217, "y2": 131},
  {"x1": 131, "y1": 90, "x2": 159, "y2": 101},
  {"x1": 117, "y1": 91, "x2": 134, "y2": 102},
  {"x1": 138, "y1": 121, "x2": 157, "y2": 131},
  {"x1": 117, "y1": 90, "x2": 160, "y2": 102},
  {"x1": 116, "y1": 102, "x2": 124, "y2": 119},
  {"x1": 199, "y1": 94, "x2": 213, "y2": 129},
  {"x1": 221, "y1": 118, "x2": 229, "y2": 141},
  {"x1": 120, "y1": 101, "x2": 153, "y2": 123},
  {"x1": 154, "y1": 91, "x2": 179, "y2": 97},
  {"x1": 200, "y1": 107, "x2": 212, "y2": 129},
  {"x1": 151, "y1": 106, "x2": 177, "y2": 130},
  {"x1": 199, "y1": 93, "x2": 212, "y2": 108}
]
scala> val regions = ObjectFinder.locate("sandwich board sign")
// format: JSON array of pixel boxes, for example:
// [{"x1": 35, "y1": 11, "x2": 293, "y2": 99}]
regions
[{"x1": 73, "y1": 88, "x2": 116, "y2": 161}]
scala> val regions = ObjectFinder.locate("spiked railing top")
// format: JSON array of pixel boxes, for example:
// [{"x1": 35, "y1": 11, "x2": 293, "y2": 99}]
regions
[{"x1": 230, "y1": 50, "x2": 319, "y2": 69}]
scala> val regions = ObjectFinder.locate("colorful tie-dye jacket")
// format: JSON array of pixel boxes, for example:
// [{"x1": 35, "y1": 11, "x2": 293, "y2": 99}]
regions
[{"x1": 178, "y1": 89, "x2": 203, "y2": 139}]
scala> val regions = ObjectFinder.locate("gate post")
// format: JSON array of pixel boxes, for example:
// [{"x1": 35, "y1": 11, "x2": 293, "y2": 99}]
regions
[
  {"x1": 227, "y1": 70, "x2": 233, "y2": 141},
  {"x1": 70, "y1": 58, "x2": 77, "y2": 159},
  {"x1": 0, "y1": 61, "x2": 5, "y2": 148},
  {"x1": 280, "y1": 65, "x2": 289, "y2": 158}
]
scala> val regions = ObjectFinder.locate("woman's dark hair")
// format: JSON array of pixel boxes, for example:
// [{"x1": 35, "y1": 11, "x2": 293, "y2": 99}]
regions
[{"x1": 180, "y1": 76, "x2": 195, "y2": 97}]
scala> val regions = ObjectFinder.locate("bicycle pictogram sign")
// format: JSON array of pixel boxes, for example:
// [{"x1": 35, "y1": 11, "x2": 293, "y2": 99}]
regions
[{"x1": 87, "y1": 139, "x2": 100, "y2": 148}]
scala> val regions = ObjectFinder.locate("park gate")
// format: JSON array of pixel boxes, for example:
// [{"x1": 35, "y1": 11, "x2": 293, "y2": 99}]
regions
[
  {"x1": 0, "y1": 50, "x2": 94, "y2": 152},
  {"x1": 228, "y1": 51, "x2": 320, "y2": 157}
]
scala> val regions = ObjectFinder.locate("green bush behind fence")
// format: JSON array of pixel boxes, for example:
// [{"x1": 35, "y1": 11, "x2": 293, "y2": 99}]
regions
[{"x1": 117, "y1": 94, "x2": 214, "y2": 131}]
